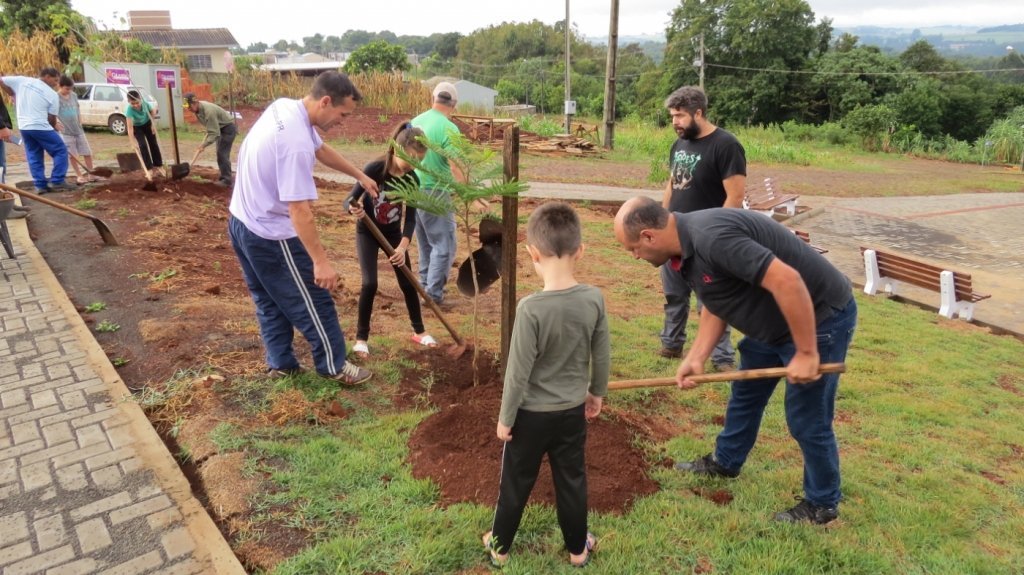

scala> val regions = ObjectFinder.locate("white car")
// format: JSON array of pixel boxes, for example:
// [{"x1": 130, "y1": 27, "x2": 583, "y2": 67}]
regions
[{"x1": 72, "y1": 83, "x2": 160, "y2": 135}]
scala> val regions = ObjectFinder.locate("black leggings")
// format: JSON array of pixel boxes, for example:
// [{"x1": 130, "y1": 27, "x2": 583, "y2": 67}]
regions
[
  {"x1": 355, "y1": 225, "x2": 424, "y2": 341},
  {"x1": 132, "y1": 121, "x2": 162, "y2": 169}
]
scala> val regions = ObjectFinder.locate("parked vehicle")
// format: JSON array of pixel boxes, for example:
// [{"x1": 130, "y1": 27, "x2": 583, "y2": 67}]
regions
[{"x1": 72, "y1": 83, "x2": 160, "y2": 135}]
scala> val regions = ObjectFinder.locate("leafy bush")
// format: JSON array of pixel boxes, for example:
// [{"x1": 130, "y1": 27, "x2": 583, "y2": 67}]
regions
[
  {"x1": 843, "y1": 104, "x2": 898, "y2": 152},
  {"x1": 980, "y1": 106, "x2": 1024, "y2": 164}
]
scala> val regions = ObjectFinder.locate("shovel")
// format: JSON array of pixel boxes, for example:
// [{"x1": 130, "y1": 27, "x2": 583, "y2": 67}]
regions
[
  {"x1": 131, "y1": 144, "x2": 158, "y2": 192},
  {"x1": 166, "y1": 85, "x2": 190, "y2": 181},
  {"x1": 607, "y1": 362, "x2": 846, "y2": 391},
  {"x1": 67, "y1": 154, "x2": 114, "y2": 179},
  {"x1": 0, "y1": 182, "x2": 119, "y2": 246},
  {"x1": 350, "y1": 190, "x2": 468, "y2": 357}
]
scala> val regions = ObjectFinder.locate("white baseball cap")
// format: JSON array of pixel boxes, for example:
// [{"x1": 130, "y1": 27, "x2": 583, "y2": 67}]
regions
[{"x1": 432, "y1": 81, "x2": 458, "y2": 105}]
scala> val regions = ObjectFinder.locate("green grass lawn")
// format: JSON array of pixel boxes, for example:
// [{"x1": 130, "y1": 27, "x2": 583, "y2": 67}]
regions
[{"x1": 203, "y1": 289, "x2": 1024, "y2": 575}]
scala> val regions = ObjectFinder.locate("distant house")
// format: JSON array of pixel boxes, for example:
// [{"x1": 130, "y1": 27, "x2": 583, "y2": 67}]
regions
[
  {"x1": 119, "y1": 11, "x2": 239, "y2": 74},
  {"x1": 425, "y1": 77, "x2": 498, "y2": 112}
]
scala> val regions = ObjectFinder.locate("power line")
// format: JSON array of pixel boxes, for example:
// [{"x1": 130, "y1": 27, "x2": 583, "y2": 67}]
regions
[{"x1": 706, "y1": 62, "x2": 1024, "y2": 76}]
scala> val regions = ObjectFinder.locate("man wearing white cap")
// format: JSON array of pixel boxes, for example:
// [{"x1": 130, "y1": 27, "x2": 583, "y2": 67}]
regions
[{"x1": 411, "y1": 81, "x2": 465, "y2": 309}]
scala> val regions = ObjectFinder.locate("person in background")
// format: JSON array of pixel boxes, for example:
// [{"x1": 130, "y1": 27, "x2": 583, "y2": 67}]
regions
[
  {"x1": 344, "y1": 122, "x2": 438, "y2": 359},
  {"x1": 56, "y1": 75, "x2": 100, "y2": 185},
  {"x1": 410, "y1": 81, "x2": 466, "y2": 310},
  {"x1": 228, "y1": 71, "x2": 379, "y2": 385},
  {"x1": 125, "y1": 89, "x2": 163, "y2": 179},
  {"x1": 183, "y1": 93, "x2": 237, "y2": 186},
  {"x1": 484, "y1": 202, "x2": 609, "y2": 568},
  {"x1": 657, "y1": 86, "x2": 745, "y2": 371},
  {"x1": 0, "y1": 67, "x2": 69, "y2": 193},
  {"x1": 1, "y1": 89, "x2": 30, "y2": 219}
]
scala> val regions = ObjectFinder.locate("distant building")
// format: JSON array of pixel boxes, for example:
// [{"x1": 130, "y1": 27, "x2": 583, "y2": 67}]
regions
[
  {"x1": 119, "y1": 11, "x2": 240, "y2": 74},
  {"x1": 258, "y1": 51, "x2": 345, "y2": 76},
  {"x1": 424, "y1": 77, "x2": 498, "y2": 112}
]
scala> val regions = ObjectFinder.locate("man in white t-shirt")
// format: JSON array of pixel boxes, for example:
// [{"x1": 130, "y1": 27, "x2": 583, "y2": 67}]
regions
[
  {"x1": 0, "y1": 67, "x2": 69, "y2": 192},
  {"x1": 228, "y1": 71, "x2": 380, "y2": 385}
]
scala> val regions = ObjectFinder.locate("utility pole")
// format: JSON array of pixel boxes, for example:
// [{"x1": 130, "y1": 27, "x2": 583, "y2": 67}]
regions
[
  {"x1": 602, "y1": 0, "x2": 619, "y2": 149},
  {"x1": 564, "y1": 0, "x2": 573, "y2": 135},
  {"x1": 698, "y1": 33, "x2": 706, "y2": 91}
]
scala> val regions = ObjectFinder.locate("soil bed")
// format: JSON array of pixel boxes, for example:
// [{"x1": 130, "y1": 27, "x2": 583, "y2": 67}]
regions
[{"x1": 24, "y1": 168, "x2": 667, "y2": 569}]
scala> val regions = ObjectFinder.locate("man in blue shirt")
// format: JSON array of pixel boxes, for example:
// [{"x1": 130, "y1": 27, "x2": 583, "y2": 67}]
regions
[{"x1": 0, "y1": 68, "x2": 69, "y2": 193}]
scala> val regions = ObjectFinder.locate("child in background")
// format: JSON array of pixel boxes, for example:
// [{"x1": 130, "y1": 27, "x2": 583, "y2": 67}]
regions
[
  {"x1": 344, "y1": 122, "x2": 437, "y2": 358},
  {"x1": 56, "y1": 76, "x2": 100, "y2": 184},
  {"x1": 483, "y1": 201, "x2": 609, "y2": 568}
]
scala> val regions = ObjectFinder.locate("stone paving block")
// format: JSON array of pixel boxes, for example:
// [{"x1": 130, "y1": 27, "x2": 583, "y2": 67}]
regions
[
  {"x1": 71, "y1": 409, "x2": 119, "y2": 430},
  {"x1": 31, "y1": 389, "x2": 59, "y2": 409},
  {"x1": 119, "y1": 457, "x2": 143, "y2": 475},
  {"x1": 8, "y1": 404, "x2": 61, "y2": 426},
  {"x1": 1, "y1": 388, "x2": 27, "y2": 408},
  {"x1": 34, "y1": 513, "x2": 68, "y2": 551},
  {"x1": 109, "y1": 495, "x2": 172, "y2": 526},
  {"x1": 55, "y1": 463, "x2": 89, "y2": 491},
  {"x1": 95, "y1": 550, "x2": 162, "y2": 575},
  {"x1": 74, "y1": 518, "x2": 112, "y2": 554},
  {"x1": 20, "y1": 439, "x2": 80, "y2": 467},
  {"x1": 59, "y1": 390, "x2": 88, "y2": 411},
  {"x1": 133, "y1": 482, "x2": 163, "y2": 500},
  {"x1": 43, "y1": 421, "x2": 75, "y2": 447},
  {"x1": 160, "y1": 527, "x2": 195, "y2": 560},
  {"x1": 20, "y1": 460, "x2": 54, "y2": 491},
  {"x1": 0, "y1": 438, "x2": 45, "y2": 463},
  {"x1": 0, "y1": 482, "x2": 22, "y2": 500},
  {"x1": 45, "y1": 557, "x2": 101, "y2": 575},
  {"x1": 85, "y1": 446, "x2": 134, "y2": 472},
  {"x1": 0, "y1": 511, "x2": 30, "y2": 543},
  {"x1": 0, "y1": 461, "x2": 16, "y2": 484},
  {"x1": 104, "y1": 425, "x2": 135, "y2": 450},
  {"x1": 50, "y1": 441, "x2": 110, "y2": 469},
  {"x1": 0, "y1": 541, "x2": 35, "y2": 568},
  {"x1": 4, "y1": 545, "x2": 75, "y2": 575},
  {"x1": 145, "y1": 507, "x2": 183, "y2": 531},
  {"x1": 90, "y1": 465, "x2": 122, "y2": 489},
  {"x1": 11, "y1": 420, "x2": 41, "y2": 444},
  {"x1": 20, "y1": 362, "x2": 44, "y2": 379},
  {"x1": 37, "y1": 406, "x2": 92, "y2": 429},
  {"x1": 69, "y1": 492, "x2": 133, "y2": 522},
  {"x1": 0, "y1": 403, "x2": 32, "y2": 423},
  {"x1": 100, "y1": 414, "x2": 130, "y2": 432},
  {"x1": 76, "y1": 424, "x2": 109, "y2": 449},
  {"x1": 46, "y1": 363, "x2": 72, "y2": 380}
]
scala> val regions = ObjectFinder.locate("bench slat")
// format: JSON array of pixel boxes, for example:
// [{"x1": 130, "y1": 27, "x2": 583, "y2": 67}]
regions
[{"x1": 862, "y1": 246, "x2": 986, "y2": 302}]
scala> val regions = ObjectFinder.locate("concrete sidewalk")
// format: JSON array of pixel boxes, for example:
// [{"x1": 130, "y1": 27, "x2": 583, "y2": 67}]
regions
[{"x1": 1, "y1": 207, "x2": 244, "y2": 574}]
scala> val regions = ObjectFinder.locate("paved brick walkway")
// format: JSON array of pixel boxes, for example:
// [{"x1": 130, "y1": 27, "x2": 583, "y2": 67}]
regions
[{"x1": 1, "y1": 213, "x2": 243, "y2": 574}]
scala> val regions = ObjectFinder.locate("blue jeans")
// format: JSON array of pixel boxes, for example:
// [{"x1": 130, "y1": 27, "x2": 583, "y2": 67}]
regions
[
  {"x1": 228, "y1": 216, "x2": 349, "y2": 376},
  {"x1": 21, "y1": 129, "x2": 68, "y2": 189},
  {"x1": 713, "y1": 297, "x2": 857, "y2": 508},
  {"x1": 660, "y1": 263, "x2": 735, "y2": 364},
  {"x1": 414, "y1": 192, "x2": 456, "y2": 303}
]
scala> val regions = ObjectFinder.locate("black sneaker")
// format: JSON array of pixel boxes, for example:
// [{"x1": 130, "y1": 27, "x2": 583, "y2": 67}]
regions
[
  {"x1": 774, "y1": 497, "x2": 838, "y2": 525},
  {"x1": 674, "y1": 453, "x2": 740, "y2": 478}
]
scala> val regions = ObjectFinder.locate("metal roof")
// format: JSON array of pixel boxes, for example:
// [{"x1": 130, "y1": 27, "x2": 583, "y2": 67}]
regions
[{"x1": 119, "y1": 28, "x2": 239, "y2": 49}]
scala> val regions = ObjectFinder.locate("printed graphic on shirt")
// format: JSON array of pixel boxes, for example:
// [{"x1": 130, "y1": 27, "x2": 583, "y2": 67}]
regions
[
  {"x1": 671, "y1": 149, "x2": 702, "y2": 193},
  {"x1": 373, "y1": 193, "x2": 402, "y2": 225}
]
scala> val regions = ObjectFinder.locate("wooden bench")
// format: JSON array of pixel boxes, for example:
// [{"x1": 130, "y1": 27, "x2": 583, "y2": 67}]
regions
[
  {"x1": 792, "y1": 229, "x2": 827, "y2": 254},
  {"x1": 744, "y1": 177, "x2": 800, "y2": 216},
  {"x1": 860, "y1": 247, "x2": 990, "y2": 321}
]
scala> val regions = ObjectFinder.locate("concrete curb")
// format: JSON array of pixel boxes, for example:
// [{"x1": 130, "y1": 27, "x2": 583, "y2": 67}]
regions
[{"x1": 4, "y1": 215, "x2": 246, "y2": 575}]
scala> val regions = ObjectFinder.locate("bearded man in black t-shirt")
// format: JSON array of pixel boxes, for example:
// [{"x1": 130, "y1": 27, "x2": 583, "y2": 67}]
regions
[{"x1": 658, "y1": 86, "x2": 746, "y2": 370}]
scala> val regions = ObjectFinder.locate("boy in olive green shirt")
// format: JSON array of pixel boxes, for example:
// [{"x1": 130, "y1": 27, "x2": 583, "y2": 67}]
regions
[{"x1": 483, "y1": 202, "x2": 609, "y2": 568}]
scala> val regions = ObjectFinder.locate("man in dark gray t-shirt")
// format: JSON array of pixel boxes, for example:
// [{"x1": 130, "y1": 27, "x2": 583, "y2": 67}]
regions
[{"x1": 614, "y1": 197, "x2": 857, "y2": 525}]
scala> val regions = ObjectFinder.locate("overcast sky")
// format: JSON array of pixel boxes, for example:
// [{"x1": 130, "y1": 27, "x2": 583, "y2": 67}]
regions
[{"x1": 69, "y1": 0, "x2": 1024, "y2": 47}]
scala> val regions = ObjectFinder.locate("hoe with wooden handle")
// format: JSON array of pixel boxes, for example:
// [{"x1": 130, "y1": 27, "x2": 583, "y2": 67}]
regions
[{"x1": 608, "y1": 362, "x2": 846, "y2": 391}]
